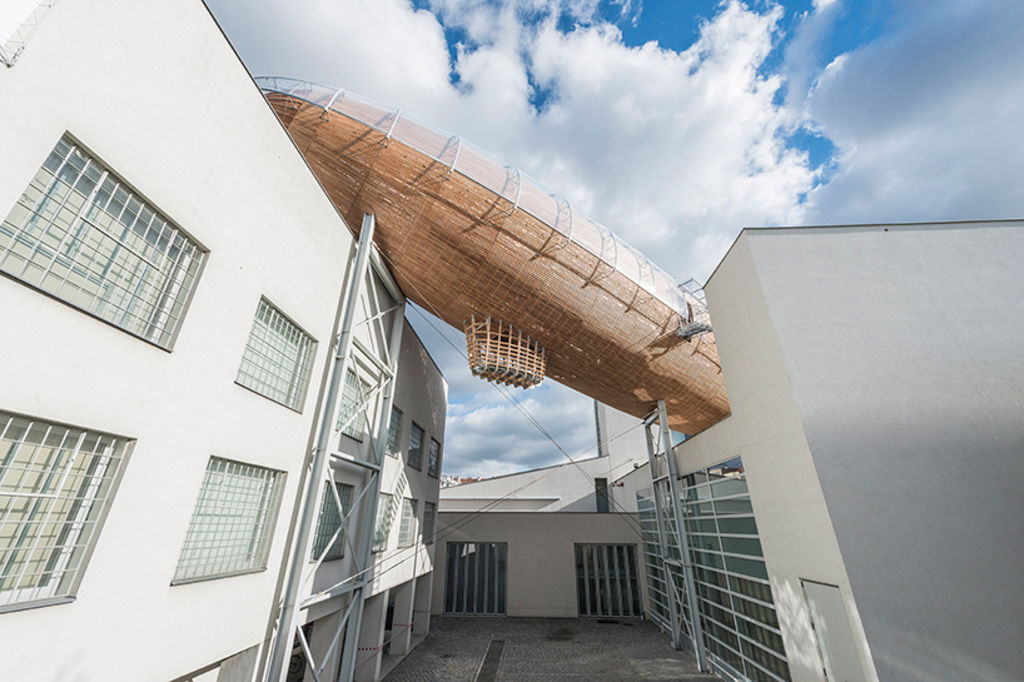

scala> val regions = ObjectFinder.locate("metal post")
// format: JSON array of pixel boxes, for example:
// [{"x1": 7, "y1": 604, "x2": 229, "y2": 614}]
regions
[
  {"x1": 656, "y1": 399, "x2": 708, "y2": 672},
  {"x1": 337, "y1": 290, "x2": 406, "y2": 682},
  {"x1": 643, "y1": 421, "x2": 683, "y2": 649},
  {"x1": 266, "y1": 213, "x2": 379, "y2": 682}
]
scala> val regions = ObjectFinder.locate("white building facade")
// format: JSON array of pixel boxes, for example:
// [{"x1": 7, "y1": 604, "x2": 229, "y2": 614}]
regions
[{"x1": 0, "y1": 2, "x2": 445, "y2": 681}]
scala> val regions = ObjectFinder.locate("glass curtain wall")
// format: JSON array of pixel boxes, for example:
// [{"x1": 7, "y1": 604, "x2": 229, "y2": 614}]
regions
[{"x1": 639, "y1": 457, "x2": 791, "y2": 682}]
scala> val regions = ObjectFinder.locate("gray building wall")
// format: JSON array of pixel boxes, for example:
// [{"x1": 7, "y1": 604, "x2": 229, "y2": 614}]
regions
[
  {"x1": 430, "y1": 511, "x2": 644, "y2": 618},
  {"x1": 742, "y1": 221, "x2": 1024, "y2": 681}
]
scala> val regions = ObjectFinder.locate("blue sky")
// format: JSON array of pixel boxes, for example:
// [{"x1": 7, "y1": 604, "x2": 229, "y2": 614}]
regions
[{"x1": 206, "y1": 0, "x2": 1024, "y2": 476}]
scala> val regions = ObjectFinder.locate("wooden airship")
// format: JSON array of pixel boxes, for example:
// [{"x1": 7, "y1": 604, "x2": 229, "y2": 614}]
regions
[{"x1": 258, "y1": 77, "x2": 729, "y2": 434}]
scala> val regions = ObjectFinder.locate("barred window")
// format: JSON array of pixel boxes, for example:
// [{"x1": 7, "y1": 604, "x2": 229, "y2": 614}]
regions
[
  {"x1": 0, "y1": 135, "x2": 205, "y2": 348},
  {"x1": 427, "y1": 438, "x2": 441, "y2": 477},
  {"x1": 372, "y1": 493, "x2": 393, "y2": 553},
  {"x1": 0, "y1": 412, "x2": 131, "y2": 610},
  {"x1": 337, "y1": 371, "x2": 371, "y2": 440},
  {"x1": 311, "y1": 481, "x2": 353, "y2": 562},
  {"x1": 386, "y1": 407, "x2": 403, "y2": 457},
  {"x1": 173, "y1": 457, "x2": 284, "y2": 583},
  {"x1": 397, "y1": 498, "x2": 418, "y2": 548},
  {"x1": 407, "y1": 423, "x2": 423, "y2": 470},
  {"x1": 236, "y1": 298, "x2": 315, "y2": 411},
  {"x1": 422, "y1": 501, "x2": 436, "y2": 545}
]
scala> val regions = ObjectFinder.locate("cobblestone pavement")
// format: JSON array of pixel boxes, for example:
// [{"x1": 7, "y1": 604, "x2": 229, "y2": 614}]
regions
[{"x1": 384, "y1": 617, "x2": 721, "y2": 681}]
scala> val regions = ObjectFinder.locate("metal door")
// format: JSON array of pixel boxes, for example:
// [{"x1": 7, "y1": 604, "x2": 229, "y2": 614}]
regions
[
  {"x1": 444, "y1": 542, "x2": 507, "y2": 615},
  {"x1": 575, "y1": 544, "x2": 643, "y2": 618}
]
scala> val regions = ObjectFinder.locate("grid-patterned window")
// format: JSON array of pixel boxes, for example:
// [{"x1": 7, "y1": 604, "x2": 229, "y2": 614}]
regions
[
  {"x1": 337, "y1": 370, "x2": 371, "y2": 440},
  {"x1": 173, "y1": 457, "x2": 284, "y2": 583},
  {"x1": 236, "y1": 298, "x2": 315, "y2": 411},
  {"x1": 372, "y1": 493, "x2": 393, "y2": 553},
  {"x1": 397, "y1": 498, "x2": 418, "y2": 548},
  {"x1": 0, "y1": 412, "x2": 131, "y2": 610},
  {"x1": 680, "y1": 459, "x2": 790, "y2": 682},
  {"x1": 427, "y1": 438, "x2": 441, "y2": 477},
  {"x1": 386, "y1": 407, "x2": 403, "y2": 457},
  {"x1": 311, "y1": 481, "x2": 354, "y2": 562},
  {"x1": 0, "y1": 135, "x2": 205, "y2": 348},
  {"x1": 407, "y1": 423, "x2": 423, "y2": 470},
  {"x1": 422, "y1": 501, "x2": 436, "y2": 545}
]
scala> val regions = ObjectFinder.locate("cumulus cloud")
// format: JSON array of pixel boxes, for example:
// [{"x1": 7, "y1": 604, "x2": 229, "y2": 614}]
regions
[{"x1": 799, "y1": 0, "x2": 1024, "y2": 224}]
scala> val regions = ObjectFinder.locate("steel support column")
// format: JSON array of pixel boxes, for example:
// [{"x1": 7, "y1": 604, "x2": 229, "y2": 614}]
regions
[
  {"x1": 644, "y1": 400, "x2": 707, "y2": 672},
  {"x1": 266, "y1": 213, "x2": 381, "y2": 682}
]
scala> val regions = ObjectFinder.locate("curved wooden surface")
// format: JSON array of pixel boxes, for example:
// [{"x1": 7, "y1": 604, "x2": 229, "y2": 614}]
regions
[{"x1": 264, "y1": 89, "x2": 730, "y2": 434}]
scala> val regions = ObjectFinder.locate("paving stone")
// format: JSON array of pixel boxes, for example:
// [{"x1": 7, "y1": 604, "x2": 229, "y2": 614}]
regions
[{"x1": 384, "y1": 617, "x2": 721, "y2": 681}]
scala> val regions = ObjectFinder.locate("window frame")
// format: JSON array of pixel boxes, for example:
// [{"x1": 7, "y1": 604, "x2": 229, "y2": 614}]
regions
[
  {"x1": 171, "y1": 456, "x2": 286, "y2": 585},
  {"x1": 407, "y1": 422, "x2": 424, "y2": 470},
  {"x1": 0, "y1": 133, "x2": 209, "y2": 351},
  {"x1": 372, "y1": 493, "x2": 394, "y2": 554},
  {"x1": 0, "y1": 410, "x2": 134, "y2": 614},
  {"x1": 397, "y1": 498, "x2": 418, "y2": 548},
  {"x1": 422, "y1": 501, "x2": 436, "y2": 546},
  {"x1": 427, "y1": 438, "x2": 441, "y2": 478},
  {"x1": 234, "y1": 296, "x2": 317, "y2": 413},
  {"x1": 385, "y1": 406, "x2": 403, "y2": 457},
  {"x1": 311, "y1": 480, "x2": 354, "y2": 563},
  {"x1": 337, "y1": 369, "x2": 372, "y2": 441}
]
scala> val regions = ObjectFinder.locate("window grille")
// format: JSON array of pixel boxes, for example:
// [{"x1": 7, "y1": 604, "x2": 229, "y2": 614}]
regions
[
  {"x1": 337, "y1": 370, "x2": 370, "y2": 440},
  {"x1": 443, "y1": 542, "x2": 507, "y2": 615},
  {"x1": 575, "y1": 544, "x2": 642, "y2": 618},
  {"x1": 427, "y1": 438, "x2": 441, "y2": 477},
  {"x1": 372, "y1": 493, "x2": 393, "y2": 553},
  {"x1": 236, "y1": 298, "x2": 315, "y2": 411},
  {"x1": 386, "y1": 407, "x2": 403, "y2": 457},
  {"x1": 311, "y1": 481, "x2": 353, "y2": 562},
  {"x1": 397, "y1": 498, "x2": 418, "y2": 548},
  {"x1": 173, "y1": 457, "x2": 284, "y2": 583},
  {"x1": 407, "y1": 423, "x2": 423, "y2": 470},
  {"x1": 422, "y1": 501, "x2": 436, "y2": 545},
  {"x1": 0, "y1": 412, "x2": 130, "y2": 609},
  {"x1": 0, "y1": 135, "x2": 205, "y2": 348}
]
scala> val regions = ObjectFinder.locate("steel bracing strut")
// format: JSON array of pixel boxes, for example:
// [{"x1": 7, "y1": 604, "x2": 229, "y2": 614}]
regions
[
  {"x1": 644, "y1": 399, "x2": 708, "y2": 672},
  {"x1": 265, "y1": 213, "x2": 406, "y2": 682}
]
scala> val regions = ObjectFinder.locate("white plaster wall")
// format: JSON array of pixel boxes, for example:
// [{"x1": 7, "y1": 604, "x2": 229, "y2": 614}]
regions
[
  {"x1": 677, "y1": 235, "x2": 876, "y2": 682},
  {"x1": 430, "y1": 511, "x2": 645, "y2": 618},
  {"x1": 744, "y1": 222, "x2": 1024, "y2": 682},
  {"x1": 0, "y1": 0, "x2": 357, "y2": 679},
  {"x1": 440, "y1": 448, "x2": 646, "y2": 513}
]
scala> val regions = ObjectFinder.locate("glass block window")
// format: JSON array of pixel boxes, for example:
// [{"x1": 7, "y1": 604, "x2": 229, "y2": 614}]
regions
[
  {"x1": 407, "y1": 423, "x2": 423, "y2": 470},
  {"x1": 173, "y1": 457, "x2": 284, "y2": 583},
  {"x1": 386, "y1": 407, "x2": 403, "y2": 457},
  {"x1": 397, "y1": 498, "x2": 418, "y2": 548},
  {"x1": 422, "y1": 501, "x2": 436, "y2": 545},
  {"x1": 311, "y1": 481, "x2": 354, "y2": 562},
  {"x1": 236, "y1": 298, "x2": 315, "y2": 411},
  {"x1": 427, "y1": 438, "x2": 441, "y2": 477},
  {"x1": 0, "y1": 135, "x2": 205, "y2": 348},
  {"x1": 337, "y1": 370, "x2": 371, "y2": 440},
  {"x1": 0, "y1": 412, "x2": 130, "y2": 609},
  {"x1": 372, "y1": 493, "x2": 393, "y2": 553}
]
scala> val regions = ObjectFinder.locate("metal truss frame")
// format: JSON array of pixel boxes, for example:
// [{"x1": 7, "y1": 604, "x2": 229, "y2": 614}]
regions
[
  {"x1": 266, "y1": 213, "x2": 407, "y2": 682},
  {"x1": 643, "y1": 399, "x2": 708, "y2": 672}
]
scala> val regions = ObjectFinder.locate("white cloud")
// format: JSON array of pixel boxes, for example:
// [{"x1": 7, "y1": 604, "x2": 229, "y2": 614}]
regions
[{"x1": 800, "y1": 0, "x2": 1024, "y2": 224}]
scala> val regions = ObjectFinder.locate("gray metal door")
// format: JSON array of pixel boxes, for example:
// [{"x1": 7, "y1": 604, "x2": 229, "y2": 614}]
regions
[
  {"x1": 444, "y1": 542, "x2": 507, "y2": 615},
  {"x1": 575, "y1": 544, "x2": 643, "y2": 618}
]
